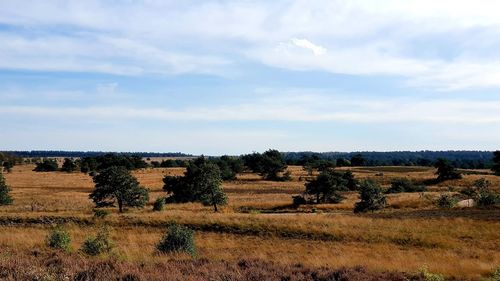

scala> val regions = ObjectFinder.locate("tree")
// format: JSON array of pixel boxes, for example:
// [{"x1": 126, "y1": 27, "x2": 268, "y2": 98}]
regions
[
  {"x1": 90, "y1": 166, "x2": 149, "y2": 212},
  {"x1": 163, "y1": 161, "x2": 227, "y2": 212},
  {"x1": 305, "y1": 170, "x2": 348, "y2": 203},
  {"x1": 34, "y1": 159, "x2": 59, "y2": 172},
  {"x1": 354, "y1": 179, "x2": 386, "y2": 213},
  {"x1": 386, "y1": 178, "x2": 426, "y2": 193},
  {"x1": 350, "y1": 154, "x2": 365, "y2": 166},
  {"x1": 212, "y1": 155, "x2": 244, "y2": 181},
  {"x1": 0, "y1": 171, "x2": 13, "y2": 205},
  {"x1": 492, "y1": 151, "x2": 500, "y2": 176},
  {"x1": 242, "y1": 149, "x2": 288, "y2": 181},
  {"x1": 342, "y1": 171, "x2": 358, "y2": 191},
  {"x1": 435, "y1": 158, "x2": 462, "y2": 181},
  {"x1": 61, "y1": 158, "x2": 77, "y2": 173}
]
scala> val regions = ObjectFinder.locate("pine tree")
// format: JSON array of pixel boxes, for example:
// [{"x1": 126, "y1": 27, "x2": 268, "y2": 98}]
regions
[{"x1": 0, "y1": 171, "x2": 13, "y2": 205}]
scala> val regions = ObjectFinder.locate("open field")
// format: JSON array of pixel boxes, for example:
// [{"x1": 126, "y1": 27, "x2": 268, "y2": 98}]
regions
[{"x1": 1, "y1": 164, "x2": 500, "y2": 280}]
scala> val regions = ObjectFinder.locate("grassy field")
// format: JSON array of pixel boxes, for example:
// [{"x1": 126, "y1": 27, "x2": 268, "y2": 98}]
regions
[{"x1": 1, "y1": 164, "x2": 499, "y2": 280}]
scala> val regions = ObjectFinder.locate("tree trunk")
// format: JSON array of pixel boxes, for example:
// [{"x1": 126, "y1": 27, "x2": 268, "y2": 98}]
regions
[
  {"x1": 213, "y1": 202, "x2": 218, "y2": 212},
  {"x1": 118, "y1": 199, "x2": 123, "y2": 213}
]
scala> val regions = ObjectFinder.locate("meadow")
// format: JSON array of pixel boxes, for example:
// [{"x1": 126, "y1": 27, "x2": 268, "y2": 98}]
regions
[{"x1": 1, "y1": 164, "x2": 499, "y2": 280}]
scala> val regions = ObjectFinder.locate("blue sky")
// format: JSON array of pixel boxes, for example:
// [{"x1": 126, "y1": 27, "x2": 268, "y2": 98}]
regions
[{"x1": 1, "y1": 0, "x2": 499, "y2": 155}]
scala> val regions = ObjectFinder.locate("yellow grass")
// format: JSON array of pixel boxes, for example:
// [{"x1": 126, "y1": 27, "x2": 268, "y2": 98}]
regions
[{"x1": 1, "y1": 164, "x2": 499, "y2": 279}]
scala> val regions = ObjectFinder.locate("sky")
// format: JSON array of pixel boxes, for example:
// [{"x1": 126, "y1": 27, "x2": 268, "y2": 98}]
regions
[{"x1": 1, "y1": 0, "x2": 500, "y2": 155}]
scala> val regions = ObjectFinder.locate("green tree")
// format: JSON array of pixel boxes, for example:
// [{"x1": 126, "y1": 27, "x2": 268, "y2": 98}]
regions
[
  {"x1": 90, "y1": 166, "x2": 149, "y2": 212},
  {"x1": 354, "y1": 179, "x2": 387, "y2": 213},
  {"x1": 434, "y1": 158, "x2": 462, "y2": 181},
  {"x1": 242, "y1": 149, "x2": 288, "y2": 181},
  {"x1": 350, "y1": 154, "x2": 365, "y2": 166},
  {"x1": 163, "y1": 161, "x2": 228, "y2": 212},
  {"x1": 34, "y1": 159, "x2": 59, "y2": 172},
  {"x1": 305, "y1": 170, "x2": 348, "y2": 203},
  {"x1": 492, "y1": 151, "x2": 500, "y2": 176},
  {"x1": 61, "y1": 158, "x2": 77, "y2": 173},
  {"x1": 0, "y1": 171, "x2": 13, "y2": 205}
]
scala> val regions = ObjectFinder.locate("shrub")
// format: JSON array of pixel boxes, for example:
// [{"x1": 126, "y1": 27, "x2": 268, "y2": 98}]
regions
[
  {"x1": 292, "y1": 195, "x2": 306, "y2": 207},
  {"x1": 0, "y1": 172, "x2": 13, "y2": 205},
  {"x1": 354, "y1": 179, "x2": 386, "y2": 213},
  {"x1": 34, "y1": 159, "x2": 59, "y2": 172},
  {"x1": 476, "y1": 191, "x2": 500, "y2": 207},
  {"x1": 93, "y1": 209, "x2": 110, "y2": 219},
  {"x1": 387, "y1": 178, "x2": 426, "y2": 193},
  {"x1": 46, "y1": 227, "x2": 71, "y2": 251},
  {"x1": 153, "y1": 197, "x2": 165, "y2": 211},
  {"x1": 435, "y1": 193, "x2": 458, "y2": 209},
  {"x1": 417, "y1": 266, "x2": 445, "y2": 281},
  {"x1": 81, "y1": 226, "x2": 113, "y2": 256},
  {"x1": 156, "y1": 224, "x2": 196, "y2": 256}
]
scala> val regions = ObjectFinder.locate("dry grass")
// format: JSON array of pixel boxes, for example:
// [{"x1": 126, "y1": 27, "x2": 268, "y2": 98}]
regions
[{"x1": 0, "y1": 164, "x2": 499, "y2": 279}]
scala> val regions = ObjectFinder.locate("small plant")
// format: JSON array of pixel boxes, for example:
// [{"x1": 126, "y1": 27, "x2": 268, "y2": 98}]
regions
[
  {"x1": 93, "y1": 209, "x2": 110, "y2": 219},
  {"x1": 417, "y1": 266, "x2": 445, "y2": 281},
  {"x1": 0, "y1": 172, "x2": 13, "y2": 205},
  {"x1": 435, "y1": 193, "x2": 458, "y2": 209},
  {"x1": 483, "y1": 267, "x2": 500, "y2": 281},
  {"x1": 476, "y1": 191, "x2": 500, "y2": 207},
  {"x1": 46, "y1": 226, "x2": 71, "y2": 252},
  {"x1": 156, "y1": 223, "x2": 196, "y2": 257},
  {"x1": 81, "y1": 226, "x2": 113, "y2": 256},
  {"x1": 153, "y1": 197, "x2": 165, "y2": 211}
]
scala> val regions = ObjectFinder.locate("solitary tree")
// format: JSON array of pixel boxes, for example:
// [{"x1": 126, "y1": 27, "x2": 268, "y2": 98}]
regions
[
  {"x1": 163, "y1": 161, "x2": 227, "y2": 212},
  {"x1": 435, "y1": 158, "x2": 462, "y2": 181},
  {"x1": 0, "y1": 171, "x2": 13, "y2": 205},
  {"x1": 305, "y1": 170, "x2": 348, "y2": 203},
  {"x1": 90, "y1": 166, "x2": 149, "y2": 212},
  {"x1": 354, "y1": 179, "x2": 386, "y2": 213},
  {"x1": 492, "y1": 151, "x2": 500, "y2": 176}
]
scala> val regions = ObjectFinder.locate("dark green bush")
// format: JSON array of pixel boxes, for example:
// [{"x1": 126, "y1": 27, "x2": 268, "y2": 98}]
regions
[
  {"x1": 386, "y1": 178, "x2": 426, "y2": 193},
  {"x1": 81, "y1": 226, "x2": 113, "y2": 256},
  {"x1": 93, "y1": 209, "x2": 110, "y2": 219},
  {"x1": 46, "y1": 227, "x2": 71, "y2": 251},
  {"x1": 476, "y1": 191, "x2": 500, "y2": 207},
  {"x1": 153, "y1": 197, "x2": 165, "y2": 211},
  {"x1": 435, "y1": 193, "x2": 458, "y2": 209},
  {"x1": 156, "y1": 224, "x2": 196, "y2": 256},
  {"x1": 292, "y1": 195, "x2": 306, "y2": 207}
]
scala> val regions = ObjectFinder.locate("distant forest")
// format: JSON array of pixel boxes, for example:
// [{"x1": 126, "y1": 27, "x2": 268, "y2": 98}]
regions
[
  {"x1": 1, "y1": 150, "x2": 496, "y2": 169},
  {"x1": 283, "y1": 151, "x2": 494, "y2": 169},
  {"x1": 4, "y1": 151, "x2": 192, "y2": 158}
]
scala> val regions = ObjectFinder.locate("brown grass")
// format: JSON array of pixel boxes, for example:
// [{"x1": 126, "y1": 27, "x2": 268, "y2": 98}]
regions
[{"x1": 0, "y1": 164, "x2": 499, "y2": 280}]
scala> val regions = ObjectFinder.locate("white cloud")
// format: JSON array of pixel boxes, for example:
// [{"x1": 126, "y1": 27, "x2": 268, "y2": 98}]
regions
[
  {"x1": 290, "y1": 38, "x2": 326, "y2": 56},
  {"x1": 1, "y1": 1, "x2": 500, "y2": 89},
  {"x1": 2, "y1": 93, "x2": 499, "y2": 124}
]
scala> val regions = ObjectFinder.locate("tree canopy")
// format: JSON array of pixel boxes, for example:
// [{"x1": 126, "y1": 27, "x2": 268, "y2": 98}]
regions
[
  {"x1": 305, "y1": 170, "x2": 348, "y2": 203},
  {"x1": 435, "y1": 158, "x2": 462, "y2": 181},
  {"x1": 163, "y1": 160, "x2": 227, "y2": 212},
  {"x1": 90, "y1": 166, "x2": 149, "y2": 212},
  {"x1": 354, "y1": 179, "x2": 387, "y2": 213},
  {"x1": 242, "y1": 149, "x2": 288, "y2": 181}
]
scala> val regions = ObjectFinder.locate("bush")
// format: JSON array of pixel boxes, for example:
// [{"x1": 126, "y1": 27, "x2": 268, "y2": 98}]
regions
[
  {"x1": 417, "y1": 266, "x2": 445, "y2": 281},
  {"x1": 46, "y1": 227, "x2": 71, "y2": 251},
  {"x1": 354, "y1": 179, "x2": 386, "y2": 213},
  {"x1": 156, "y1": 224, "x2": 196, "y2": 256},
  {"x1": 292, "y1": 195, "x2": 306, "y2": 207},
  {"x1": 435, "y1": 194, "x2": 458, "y2": 209},
  {"x1": 476, "y1": 191, "x2": 500, "y2": 207},
  {"x1": 93, "y1": 209, "x2": 110, "y2": 219},
  {"x1": 387, "y1": 178, "x2": 426, "y2": 193},
  {"x1": 153, "y1": 197, "x2": 165, "y2": 211},
  {"x1": 81, "y1": 226, "x2": 113, "y2": 256}
]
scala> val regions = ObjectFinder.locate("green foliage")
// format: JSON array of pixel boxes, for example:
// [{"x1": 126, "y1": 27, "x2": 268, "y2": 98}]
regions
[
  {"x1": 163, "y1": 161, "x2": 227, "y2": 212},
  {"x1": 476, "y1": 191, "x2": 500, "y2": 207},
  {"x1": 156, "y1": 223, "x2": 196, "y2": 256},
  {"x1": 434, "y1": 158, "x2": 462, "y2": 181},
  {"x1": 93, "y1": 209, "x2": 110, "y2": 219},
  {"x1": 242, "y1": 150, "x2": 288, "y2": 181},
  {"x1": 211, "y1": 155, "x2": 244, "y2": 181},
  {"x1": 354, "y1": 179, "x2": 387, "y2": 213},
  {"x1": 80, "y1": 154, "x2": 148, "y2": 173},
  {"x1": 386, "y1": 177, "x2": 426, "y2": 193},
  {"x1": 81, "y1": 226, "x2": 113, "y2": 256},
  {"x1": 305, "y1": 170, "x2": 348, "y2": 204},
  {"x1": 90, "y1": 166, "x2": 149, "y2": 212},
  {"x1": 153, "y1": 197, "x2": 165, "y2": 211},
  {"x1": 492, "y1": 151, "x2": 500, "y2": 176},
  {"x1": 435, "y1": 193, "x2": 459, "y2": 209},
  {"x1": 350, "y1": 153, "x2": 365, "y2": 166},
  {"x1": 46, "y1": 226, "x2": 71, "y2": 251},
  {"x1": 292, "y1": 195, "x2": 306, "y2": 207},
  {"x1": 0, "y1": 172, "x2": 13, "y2": 205},
  {"x1": 417, "y1": 266, "x2": 445, "y2": 281},
  {"x1": 34, "y1": 159, "x2": 59, "y2": 172},
  {"x1": 483, "y1": 267, "x2": 500, "y2": 281},
  {"x1": 460, "y1": 178, "x2": 499, "y2": 207},
  {"x1": 61, "y1": 158, "x2": 78, "y2": 172},
  {"x1": 342, "y1": 171, "x2": 358, "y2": 191}
]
